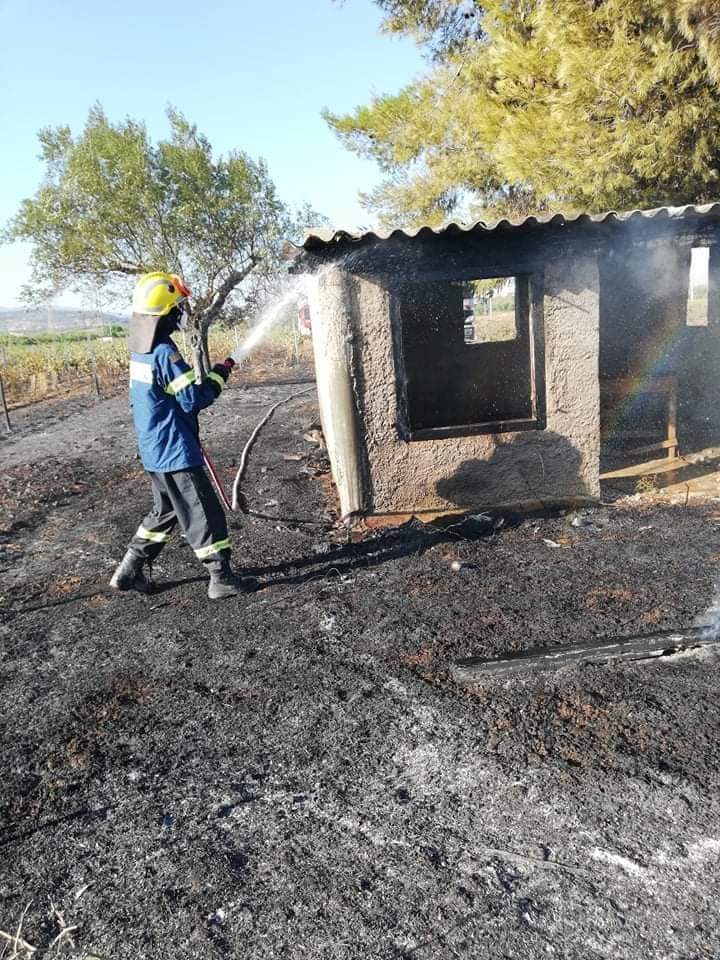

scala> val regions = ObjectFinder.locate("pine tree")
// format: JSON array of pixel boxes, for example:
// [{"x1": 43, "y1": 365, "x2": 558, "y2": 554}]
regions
[{"x1": 325, "y1": 1, "x2": 720, "y2": 226}]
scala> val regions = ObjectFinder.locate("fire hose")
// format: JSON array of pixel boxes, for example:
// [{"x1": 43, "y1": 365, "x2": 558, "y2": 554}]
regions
[{"x1": 202, "y1": 385, "x2": 316, "y2": 513}]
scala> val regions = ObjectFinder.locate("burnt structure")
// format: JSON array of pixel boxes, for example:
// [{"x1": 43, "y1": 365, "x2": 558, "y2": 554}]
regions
[{"x1": 296, "y1": 204, "x2": 720, "y2": 519}]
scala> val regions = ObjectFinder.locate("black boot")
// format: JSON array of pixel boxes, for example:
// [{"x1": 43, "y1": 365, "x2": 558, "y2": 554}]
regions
[
  {"x1": 110, "y1": 549, "x2": 150, "y2": 593},
  {"x1": 207, "y1": 558, "x2": 257, "y2": 599}
]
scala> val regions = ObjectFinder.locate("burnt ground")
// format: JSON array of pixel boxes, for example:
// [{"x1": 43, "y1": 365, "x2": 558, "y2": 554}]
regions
[{"x1": 1, "y1": 382, "x2": 720, "y2": 959}]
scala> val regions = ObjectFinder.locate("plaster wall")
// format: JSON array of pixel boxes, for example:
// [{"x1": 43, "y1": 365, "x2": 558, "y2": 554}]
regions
[
  {"x1": 344, "y1": 256, "x2": 601, "y2": 515},
  {"x1": 308, "y1": 268, "x2": 365, "y2": 516}
]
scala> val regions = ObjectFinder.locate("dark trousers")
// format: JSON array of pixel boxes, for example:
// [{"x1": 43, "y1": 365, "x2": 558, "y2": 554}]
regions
[{"x1": 128, "y1": 468, "x2": 230, "y2": 568}]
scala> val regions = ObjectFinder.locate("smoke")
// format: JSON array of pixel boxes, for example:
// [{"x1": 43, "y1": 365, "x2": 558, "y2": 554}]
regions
[{"x1": 695, "y1": 582, "x2": 720, "y2": 640}]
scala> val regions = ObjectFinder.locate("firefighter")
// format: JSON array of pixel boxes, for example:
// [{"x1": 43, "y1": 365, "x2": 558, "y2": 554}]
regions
[{"x1": 110, "y1": 271, "x2": 255, "y2": 599}]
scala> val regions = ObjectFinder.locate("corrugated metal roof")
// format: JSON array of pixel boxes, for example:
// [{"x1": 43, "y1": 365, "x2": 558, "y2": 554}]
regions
[{"x1": 302, "y1": 202, "x2": 720, "y2": 251}]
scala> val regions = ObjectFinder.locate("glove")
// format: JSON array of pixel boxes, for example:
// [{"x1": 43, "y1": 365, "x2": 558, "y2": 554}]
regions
[
  {"x1": 208, "y1": 361, "x2": 233, "y2": 397},
  {"x1": 211, "y1": 359, "x2": 234, "y2": 384}
]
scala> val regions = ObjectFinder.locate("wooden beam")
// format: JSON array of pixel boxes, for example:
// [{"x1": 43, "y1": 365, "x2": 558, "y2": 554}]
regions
[
  {"x1": 621, "y1": 438, "x2": 677, "y2": 456},
  {"x1": 667, "y1": 384, "x2": 678, "y2": 459},
  {"x1": 452, "y1": 627, "x2": 719, "y2": 683}
]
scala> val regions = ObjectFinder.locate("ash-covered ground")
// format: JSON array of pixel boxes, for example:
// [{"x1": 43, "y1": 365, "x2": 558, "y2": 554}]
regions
[{"x1": 1, "y1": 383, "x2": 720, "y2": 959}]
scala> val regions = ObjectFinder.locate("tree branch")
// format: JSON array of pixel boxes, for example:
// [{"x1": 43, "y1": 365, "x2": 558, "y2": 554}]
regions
[
  {"x1": 200, "y1": 258, "x2": 260, "y2": 328},
  {"x1": 106, "y1": 261, "x2": 145, "y2": 275},
  {"x1": 153, "y1": 198, "x2": 183, "y2": 274}
]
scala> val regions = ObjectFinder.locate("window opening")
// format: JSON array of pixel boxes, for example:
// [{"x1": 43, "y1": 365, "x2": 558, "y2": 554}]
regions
[
  {"x1": 397, "y1": 273, "x2": 545, "y2": 439},
  {"x1": 687, "y1": 247, "x2": 709, "y2": 327}
]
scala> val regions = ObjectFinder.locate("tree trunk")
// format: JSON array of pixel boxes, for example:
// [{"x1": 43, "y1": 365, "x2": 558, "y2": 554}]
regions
[
  {"x1": 199, "y1": 322, "x2": 210, "y2": 375},
  {"x1": 188, "y1": 313, "x2": 210, "y2": 380},
  {"x1": 184, "y1": 261, "x2": 260, "y2": 378}
]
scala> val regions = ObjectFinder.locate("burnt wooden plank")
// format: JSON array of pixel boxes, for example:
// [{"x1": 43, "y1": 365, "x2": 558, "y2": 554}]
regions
[{"x1": 452, "y1": 627, "x2": 720, "y2": 683}]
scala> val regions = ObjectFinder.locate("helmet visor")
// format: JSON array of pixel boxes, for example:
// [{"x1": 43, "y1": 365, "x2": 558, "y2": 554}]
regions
[{"x1": 171, "y1": 275, "x2": 192, "y2": 301}]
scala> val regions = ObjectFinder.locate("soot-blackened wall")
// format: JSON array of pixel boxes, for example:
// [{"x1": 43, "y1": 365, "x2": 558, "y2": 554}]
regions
[
  {"x1": 599, "y1": 242, "x2": 720, "y2": 443},
  {"x1": 314, "y1": 254, "x2": 601, "y2": 517},
  {"x1": 304, "y1": 210, "x2": 720, "y2": 518},
  {"x1": 599, "y1": 245, "x2": 688, "y2": 379}
]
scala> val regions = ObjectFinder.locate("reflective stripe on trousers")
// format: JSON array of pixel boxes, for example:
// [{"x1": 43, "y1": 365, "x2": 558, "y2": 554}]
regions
[
  {"x1": 127, "y1": 467, "x2": 230, "y2": 564},
  {"x1": 135, "y1": 524, "x2": 172, "y2": 543},
  {"x1": 194, "y1": 538, "x2": 230, "y2": 559}
]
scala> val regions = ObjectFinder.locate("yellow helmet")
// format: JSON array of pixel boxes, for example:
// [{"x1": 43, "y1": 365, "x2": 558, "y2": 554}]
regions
[{"x1": 132, "y1": 272, "x2": 191, "y2": 317}]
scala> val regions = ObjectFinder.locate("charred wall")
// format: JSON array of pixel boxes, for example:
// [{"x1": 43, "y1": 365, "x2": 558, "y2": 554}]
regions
[
  {"x1": 599, "y1": 245, "x2": 688, "y2": 379},
  {"x1": 599, "y1": 241, "x2": 720, "y2": 445},
  {"x1": 304, "y1": 212, "x2": 720, "y2": 517},
  {"x1": 342, "y1": 255, "x2": 600, "y2": 515}
]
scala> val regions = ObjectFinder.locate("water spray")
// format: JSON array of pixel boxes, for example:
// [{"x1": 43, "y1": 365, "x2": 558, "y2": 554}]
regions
[
  {"x1": 229, "y1": 275, "x2": 314, "y2": 365},
  {"x1": 204, "y1": 272, "x2": 323, "y2": 514}
]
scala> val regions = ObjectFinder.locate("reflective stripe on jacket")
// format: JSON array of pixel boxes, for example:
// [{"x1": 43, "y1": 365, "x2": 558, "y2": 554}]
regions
[{"x1": 129, "y1": 337, "x2": 222, "y2": 472}]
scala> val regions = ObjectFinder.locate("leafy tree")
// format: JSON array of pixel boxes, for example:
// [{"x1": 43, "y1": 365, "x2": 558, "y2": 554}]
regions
[
  {"x1": 326, "y1": 0, "x2": 720, "y2": 226},
  {"x1": 4, "y1": 105, "x2": 299, "y2": 371}
]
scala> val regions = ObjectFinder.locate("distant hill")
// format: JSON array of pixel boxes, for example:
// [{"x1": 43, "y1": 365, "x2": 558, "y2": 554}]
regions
[{"x1": 0, "y1": 306, "x2": 128, "y2": 334}]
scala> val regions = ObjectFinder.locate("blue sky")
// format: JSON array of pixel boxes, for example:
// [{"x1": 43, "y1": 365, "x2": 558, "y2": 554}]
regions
[{"x1": 0, "y1": 0, "x2": 424, "y2": 306}]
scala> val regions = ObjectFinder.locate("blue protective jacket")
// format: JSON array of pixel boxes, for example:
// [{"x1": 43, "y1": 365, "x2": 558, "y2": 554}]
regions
[{"x1": 129, "y1": 337, "x2": 224, "y2": 472}]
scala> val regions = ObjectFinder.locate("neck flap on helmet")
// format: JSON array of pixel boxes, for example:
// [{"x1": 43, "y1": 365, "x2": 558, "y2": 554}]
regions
[
  {"x1": 128, "y1": 313, "x2": 162, "y2": 354},
  {"x1": 128, "y1": 307, "x2": 182, "y2": 354}
]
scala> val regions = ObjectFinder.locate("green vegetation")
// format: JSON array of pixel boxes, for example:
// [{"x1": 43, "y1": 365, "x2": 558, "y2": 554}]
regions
[
  {"x1": 0, "y1": 326, "x2": 130, "y2": 401},
  {"x1": 3, "y1": 105, "x2": 303, "y2": 370},
  {"x1": 327, "y1": 1, "x2": 720, "y2": 226},
  {"x1": 0, "y1": 334, "x2": 128, "y2": 402}
]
